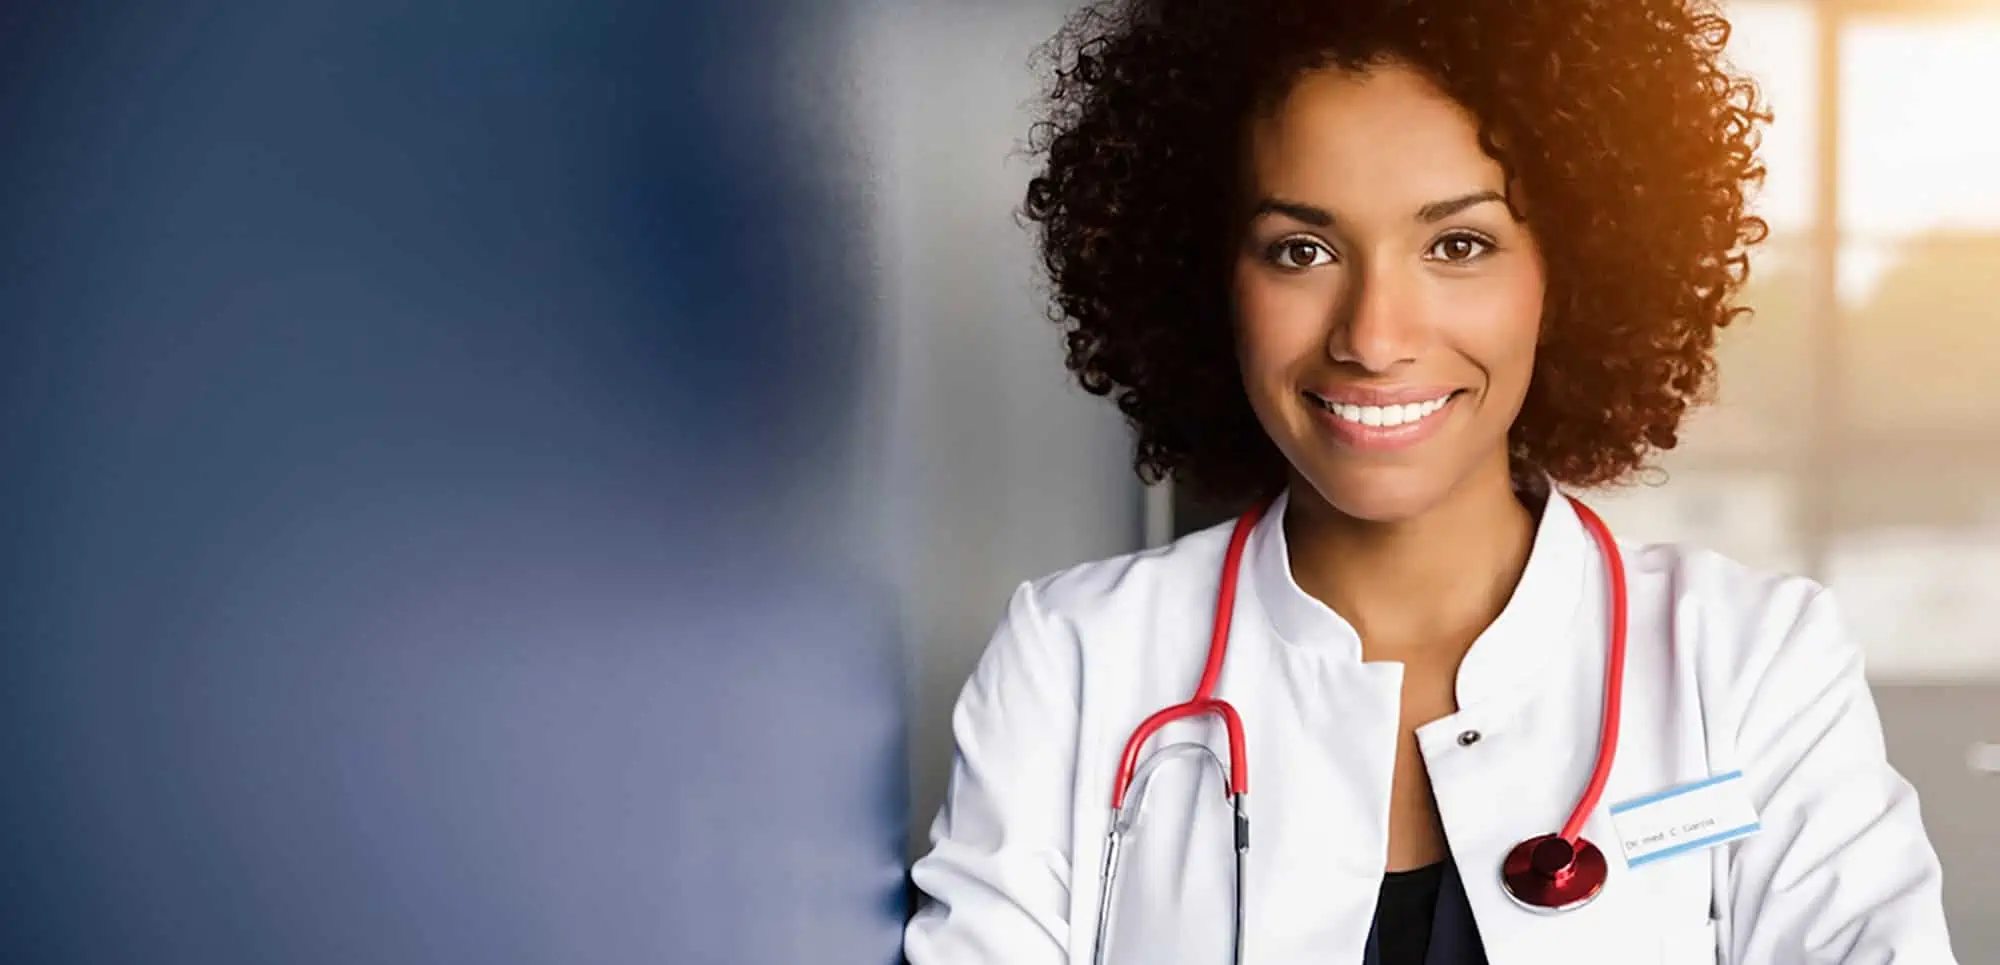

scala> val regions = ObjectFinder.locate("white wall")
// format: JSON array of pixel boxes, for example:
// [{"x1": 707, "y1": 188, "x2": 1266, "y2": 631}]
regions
[{"x1": 843, "y1": 0, "x2": 1146, "y2": 856}]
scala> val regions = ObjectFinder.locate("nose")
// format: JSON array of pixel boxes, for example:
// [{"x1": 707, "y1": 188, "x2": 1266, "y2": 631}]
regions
[{"x1": 1328, "y1": 260, "x2": 1421, "y2": 373}]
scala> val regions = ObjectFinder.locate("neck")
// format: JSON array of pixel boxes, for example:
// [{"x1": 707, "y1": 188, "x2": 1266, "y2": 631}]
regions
[{"x1": 1282, "y1": 459, "x2": 1538, "y2": 658}]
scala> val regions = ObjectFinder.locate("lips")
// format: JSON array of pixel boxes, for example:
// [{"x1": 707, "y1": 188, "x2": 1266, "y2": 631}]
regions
[
  {"x1": 1305, "y1": 391, "x2": 1454, "y2": 429},
  {"x1": 1301, "y1": 388, "x2": 1463, "y2": 452}
]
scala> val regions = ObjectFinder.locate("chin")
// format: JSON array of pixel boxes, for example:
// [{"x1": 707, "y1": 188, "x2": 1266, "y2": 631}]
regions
[{"x1": 1295, "y1": 463, "x2": 1453, "y2": 524}]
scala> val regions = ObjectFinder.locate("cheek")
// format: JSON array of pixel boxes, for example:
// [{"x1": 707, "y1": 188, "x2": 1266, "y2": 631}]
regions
[
  {"x1": 1451, "y1": 269, "x2": 1545, "y2": 389},
  {"x1": 1231, "y1": 266, "x2": 1334, "y2": 379}
]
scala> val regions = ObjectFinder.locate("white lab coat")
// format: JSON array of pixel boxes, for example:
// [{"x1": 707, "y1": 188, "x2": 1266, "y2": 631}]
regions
[{"x1": 904, "y1": 485, "x2": 1958, "y2": 964}]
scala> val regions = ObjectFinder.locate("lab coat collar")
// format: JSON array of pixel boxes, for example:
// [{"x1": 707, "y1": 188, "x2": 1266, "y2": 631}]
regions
[{"x1": 1243, "y1": 472, "x2": 1590, "y2": 708}]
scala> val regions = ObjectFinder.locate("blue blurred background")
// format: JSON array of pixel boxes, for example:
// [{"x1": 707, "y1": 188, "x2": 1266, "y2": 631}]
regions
[
  {"x1": 0, "y1": 0, "x2": 1993, "y2": 962},
  {"x1": 0, "y1": 1, "x2": 913, "y2": 962}
]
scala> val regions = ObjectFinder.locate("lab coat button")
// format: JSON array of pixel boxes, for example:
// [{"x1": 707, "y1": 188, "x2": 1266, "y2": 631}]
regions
[{"x1": 1457, "y1": 730, "x2": 1481, "y2": 747}]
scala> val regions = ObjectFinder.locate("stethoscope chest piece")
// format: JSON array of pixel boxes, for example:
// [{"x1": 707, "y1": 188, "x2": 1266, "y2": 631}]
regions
[{"x1": 1500, "y1": 834, "x2": 1608, "y2": 913}]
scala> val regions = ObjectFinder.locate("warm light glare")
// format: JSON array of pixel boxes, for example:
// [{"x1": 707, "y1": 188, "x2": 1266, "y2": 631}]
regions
[
  {"x1": 1840, "y1": 18, "x2": 2000, "y2": 237},
  {"x1": 1588, "y1": 2, "x2": 2000, "y2": 684},
  {"x1": 1723, "y1": 1, "x2": 1819, "y2": 234}
]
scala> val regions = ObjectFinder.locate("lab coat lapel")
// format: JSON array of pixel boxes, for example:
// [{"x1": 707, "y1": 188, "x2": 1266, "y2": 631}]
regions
[
  {"x1": 1227, "y1": 491, "x2": 1404, "y2": 961},
  {"x1": 1088, "y1": 622, "x2": 1396, "y2": 962},
  {"x1": 1420, "y1": 487, "x2": 1662, "y2": 965},
  {"x1": 1232, "y1": 627, "x2": 1400, "y2": 959}
]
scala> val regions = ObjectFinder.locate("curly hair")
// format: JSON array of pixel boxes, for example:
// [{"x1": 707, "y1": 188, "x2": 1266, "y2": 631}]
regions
[{"x1": 1022, "y1": 0, "x2": 1771, "y2": 507}]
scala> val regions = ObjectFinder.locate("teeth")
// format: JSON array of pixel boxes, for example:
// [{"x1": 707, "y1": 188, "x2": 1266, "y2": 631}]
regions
[{"x1": 1317, "y1": 393, "x2": 1452, "y2": 428}]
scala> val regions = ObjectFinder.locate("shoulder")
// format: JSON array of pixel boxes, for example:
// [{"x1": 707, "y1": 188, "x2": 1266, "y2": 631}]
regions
[
  {"x1": 1625, "y1": 539, "x2": 1828, "y2": 638},
  {"x1": 959, "y1": 518, "x2": 1239, "y2": 712},
  {"x1": 1620, "y1": 538, "x2": 1864, "y2": 733},
  {"x1": 1012, "y1": 516, "x2": 1239, "y2": 636},
  {"x1": 976, "y1": 516, "x2": 1240, "y2": 682}
]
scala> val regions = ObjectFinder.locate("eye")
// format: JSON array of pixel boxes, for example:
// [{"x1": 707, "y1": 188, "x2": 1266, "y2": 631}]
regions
[
  {"x1": 1428, "y1": 232, "x2": 1495, "y2": 264},
  {"x1": 1266, "y1": 236, "x2": 1336, "y2": 271}
]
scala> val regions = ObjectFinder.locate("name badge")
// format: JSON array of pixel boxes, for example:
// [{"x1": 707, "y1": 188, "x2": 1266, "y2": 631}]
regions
[{"x1": 1609, "y1": 771, "x2": 1761, "y2": 868}]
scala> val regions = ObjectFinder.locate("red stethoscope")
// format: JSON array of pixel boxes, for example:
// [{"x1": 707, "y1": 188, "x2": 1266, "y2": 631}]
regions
[{"x1": 1089, "y1": 492, "x2": 1629, "y2": 965}]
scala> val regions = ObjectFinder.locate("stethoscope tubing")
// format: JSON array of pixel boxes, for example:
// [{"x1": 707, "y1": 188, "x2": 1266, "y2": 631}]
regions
[{"x1": 1089, "y1": 491, "x2": 1629, "y2": 964}]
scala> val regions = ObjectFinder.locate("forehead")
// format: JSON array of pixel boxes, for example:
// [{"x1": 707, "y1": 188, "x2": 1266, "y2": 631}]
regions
[{"x1": 1243, "y1": 62, "x2": 1507, "y2": 209}]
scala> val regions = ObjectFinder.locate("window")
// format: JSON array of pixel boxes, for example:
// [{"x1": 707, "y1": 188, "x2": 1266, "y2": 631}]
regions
[
  {"x1": 1628, "y1": 2, "x2": 2000, "y2": 682},
  {"x1": 1836, "y1": 18, "x2": 2000, "y2": 440}
]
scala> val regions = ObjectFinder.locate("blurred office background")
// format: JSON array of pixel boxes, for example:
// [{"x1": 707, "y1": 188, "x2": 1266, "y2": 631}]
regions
[{"x1": 0, "y1": 1, "x2": 1992, "y2": 964}]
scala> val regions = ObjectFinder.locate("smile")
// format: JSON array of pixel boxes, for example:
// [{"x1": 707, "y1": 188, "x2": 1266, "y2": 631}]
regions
[{"x1": 1305, "y1": 391, "x2": 1454, "y2": 428}]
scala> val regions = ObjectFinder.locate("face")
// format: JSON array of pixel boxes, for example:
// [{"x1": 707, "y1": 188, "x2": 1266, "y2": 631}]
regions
[{"x1": 1232, "y1": 60, "x2": 1546, "y2": 523}]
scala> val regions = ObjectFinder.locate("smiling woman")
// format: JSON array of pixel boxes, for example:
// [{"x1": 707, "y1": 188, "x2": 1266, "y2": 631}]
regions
[
  {"x1": 904, "y1": 1, "x2": 1958, "y2": 964},
  {"x1": 1021, "y1": 1, "x2": 1772, "y2": 516},
  {"x1": 1230, "y1": 64, "x2": 1550, "y2": 524}
]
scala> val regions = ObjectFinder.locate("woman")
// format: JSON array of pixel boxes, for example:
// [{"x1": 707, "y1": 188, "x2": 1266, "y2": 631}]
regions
[{"x1": 904, "y1": 0, "x2": 1957, "y2": 962}]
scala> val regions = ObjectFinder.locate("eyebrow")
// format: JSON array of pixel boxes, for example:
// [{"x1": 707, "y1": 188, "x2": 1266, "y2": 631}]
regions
[
  {"x1": 1251, "y1": 198, "x2": 1335, "y2": 227},
  {"x1": 1249, "y1": 189, "x2": 1509, "y2": 227},
  {"x1": 1417, "y1": 190, "x2": 1508, "y2": 223}
]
